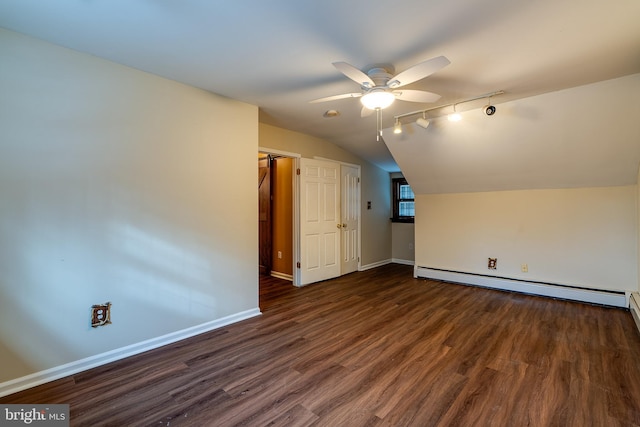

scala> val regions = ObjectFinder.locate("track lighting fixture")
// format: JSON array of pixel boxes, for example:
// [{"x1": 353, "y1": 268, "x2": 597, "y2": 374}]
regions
[
  {"x1": 391, "y1": 90, "x2": 504, "y2": 128},
  {"x1": 393, "y1": 118, "x2": 402, "y2": 134},
  {"x1": 415, "y1": 112, "x2": 430, "y2": 129}
]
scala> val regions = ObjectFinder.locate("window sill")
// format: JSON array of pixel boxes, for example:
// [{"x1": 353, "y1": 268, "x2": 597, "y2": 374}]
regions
[{"x1": 390, "y1": 217, "x2": 415, "y2": 224}]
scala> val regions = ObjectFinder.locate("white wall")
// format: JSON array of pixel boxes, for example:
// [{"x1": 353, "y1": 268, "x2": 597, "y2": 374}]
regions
[
  {"x1": 0, "y1": 29, "x2": 259, "y2": 384},
  {"x1": 415, "y1": 186, "x2": 638, "y2": 291}
]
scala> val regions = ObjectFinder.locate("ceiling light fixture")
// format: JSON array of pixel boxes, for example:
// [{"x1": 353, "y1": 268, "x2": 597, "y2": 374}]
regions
[
  {"x1": 416, "y1": 112, "x2": 430, "y2": 129},
  {"x1": 393, "y1": 118, "x2": 402, "y2": 134},
  {"x1": 361, "y1": 89, "x2": 395, "y2": 110}
]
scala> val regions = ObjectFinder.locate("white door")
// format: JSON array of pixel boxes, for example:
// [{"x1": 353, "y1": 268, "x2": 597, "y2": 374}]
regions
[
  {"x1": 341, "y1": 164, "x2": 360, "y2": 275},
  {"x1": 299, "y1": 158, "x2": 341, "y2": 285}
]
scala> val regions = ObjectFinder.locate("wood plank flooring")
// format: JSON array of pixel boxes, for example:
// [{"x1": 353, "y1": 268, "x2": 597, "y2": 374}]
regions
[{"x1": 3, "y1": 263, "x2": 640, "y2": 426}]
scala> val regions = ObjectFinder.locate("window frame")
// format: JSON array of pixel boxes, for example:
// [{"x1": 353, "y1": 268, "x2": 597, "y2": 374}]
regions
[{"x1": 391, "y1": 177, "x2": 415, "y2": 223}]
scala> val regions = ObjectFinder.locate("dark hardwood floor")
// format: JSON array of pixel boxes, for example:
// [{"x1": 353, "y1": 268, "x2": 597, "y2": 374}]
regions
[{"x1": 3, "y1": 264, "x2": 640, "y2": 426}]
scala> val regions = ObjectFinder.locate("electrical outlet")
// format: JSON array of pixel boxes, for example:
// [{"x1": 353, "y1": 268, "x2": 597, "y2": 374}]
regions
[
  {"x1": 91, "y1": 302, "x2": 112, "y2": 328},
  {"x1": 488, "y1": 258, "x2": 497, "y2": 270},
  {"x1": 277, "y1": 251, "x2": 282, "y2": 259},
  {"x1": 521, "y1": 264, "x2": 528, "y2": 273}
]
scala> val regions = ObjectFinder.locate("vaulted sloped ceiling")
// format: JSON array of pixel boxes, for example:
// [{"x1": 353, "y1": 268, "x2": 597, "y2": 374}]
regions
[
  {"x1": 385, "y1": 75, "x2": 640, "y2": 194},
  {"x1": 0, "y1": 0, "x2": 638, "y2": 181}
]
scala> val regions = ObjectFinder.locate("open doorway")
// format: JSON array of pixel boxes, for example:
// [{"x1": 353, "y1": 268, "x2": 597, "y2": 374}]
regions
[
  {"x1": 258, "y1": 154, "x2": 272, "y2": 276},
  {"x1": 258, "y1": 151, "x2": 294, "y2": 282}
]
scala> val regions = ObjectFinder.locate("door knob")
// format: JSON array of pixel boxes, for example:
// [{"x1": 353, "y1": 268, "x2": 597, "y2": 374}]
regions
[
  {"x1": 342, "y1": 224, "x2": 347, "y2": 228},
  {"x1": 336, "y1": 224, "x2": 342, "y2": 229}
]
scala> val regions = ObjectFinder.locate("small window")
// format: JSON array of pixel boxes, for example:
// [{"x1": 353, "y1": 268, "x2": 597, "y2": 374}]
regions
[{"x1": 392, "y1": 178, "x2": 415, "y2": 223}]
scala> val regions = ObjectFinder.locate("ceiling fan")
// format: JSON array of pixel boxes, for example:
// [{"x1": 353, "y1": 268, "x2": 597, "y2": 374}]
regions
[{"x1": 310, "y1": 56, "x2": 450, "y2": 116}]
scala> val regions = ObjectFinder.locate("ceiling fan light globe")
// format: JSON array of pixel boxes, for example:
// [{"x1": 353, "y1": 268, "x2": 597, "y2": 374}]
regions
[{"x1": 360, "y1": 91, "x2": 395, "y2": 110}]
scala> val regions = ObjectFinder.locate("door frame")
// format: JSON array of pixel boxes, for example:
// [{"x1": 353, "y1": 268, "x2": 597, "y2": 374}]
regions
[{"x1": 259, "y1": 147, "x2": 301, "y2": 285}]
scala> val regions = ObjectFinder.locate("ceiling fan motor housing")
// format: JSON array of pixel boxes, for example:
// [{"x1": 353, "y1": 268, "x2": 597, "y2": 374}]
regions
[{"x1": 366, "y1": 68, "x2": 393, "y2": 88}]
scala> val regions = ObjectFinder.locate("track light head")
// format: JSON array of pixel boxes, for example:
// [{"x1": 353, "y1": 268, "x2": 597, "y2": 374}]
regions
[
  {"x1": 416, "y1": 117, "x2": 430, "y2": 129},
  {"x1": 393, "y1": 119, "x2": 402, "y2": 134},
  {"x1": 448, "y1": 104, "x2": 462, "y2": 122},
  {"x1": 484, "y1": 104, "x2": 496, "y2": 116}
]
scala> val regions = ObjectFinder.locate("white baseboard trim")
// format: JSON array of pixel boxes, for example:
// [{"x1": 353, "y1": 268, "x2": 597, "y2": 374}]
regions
[
  {"x1": 630, "y1": 292, "x2": 640, "y2": 335},
  {"x1": 392, "y1": 258, "x2": 415, "y2": 266},
  {"x1": 359, "y1": 259, "x2": 392, "y2": 271},
  {"x1": 0, "y1": 308, "x2": 262, "y2": 398},
  {"x1": 271, "y1": 271, "x2": 293, "y2": 281},
  {"x1": 415, "y1": 266, "x2": 628, "y2": 308}
]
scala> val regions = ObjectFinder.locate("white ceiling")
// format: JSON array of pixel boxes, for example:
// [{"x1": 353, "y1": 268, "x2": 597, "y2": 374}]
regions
[{"x1": 0, "y1": 0, "x2": 639, "y2": 173}]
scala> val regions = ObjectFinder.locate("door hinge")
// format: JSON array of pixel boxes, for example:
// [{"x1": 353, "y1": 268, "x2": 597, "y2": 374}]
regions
[
  {"x1": 358, "y1": 257, "x2": 360, "y2": 262},
  {"x1": 296, "y1": 262, "x2": 301, "y2": 269},
  {"x1": 357, "y1": 177, "x2": 360, "y2": 183},
  {"x1": 296, "y1": 168, "x2": 301, "y2": 175}
]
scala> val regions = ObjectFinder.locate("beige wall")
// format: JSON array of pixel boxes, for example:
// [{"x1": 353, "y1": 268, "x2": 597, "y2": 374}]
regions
[
  {"x1": 392, "y1": 223, "x2": 415, "y2": 263},
  {"x1": 416, "y1": 186, "x2": 638, "y2": 291},
  {"x1": 259, "y1": 123, "x2": 392, "y2": 267},
  {"x1": 0, "y1": 29, "x2": 259, "y2": 383}
]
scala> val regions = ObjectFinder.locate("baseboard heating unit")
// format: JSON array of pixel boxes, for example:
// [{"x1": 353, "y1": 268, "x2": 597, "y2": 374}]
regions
[
  {"x1": 630, "y1": 292, "x2": 640, "y2": 334},
  {"x1": 414, "y1": 266, "x2": 629, "y2": 308}
]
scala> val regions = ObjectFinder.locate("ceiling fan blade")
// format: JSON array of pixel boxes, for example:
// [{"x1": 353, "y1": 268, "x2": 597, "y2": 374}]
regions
[
  {"x1": 309, "y1": 92, "x2": 362, "y2": 103},
  {"x1": 333, "y1": 62, "x2": 375, "y2": 89},
  {"x1": 361, "y1": 106, "x2": 374, "y2": 117},
  {"x1": 387, "y1": 56, "x2": 450, "y2": 88},
  {"x1": 393, "y1": 89, "x2": 441, "y2": 103}
]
